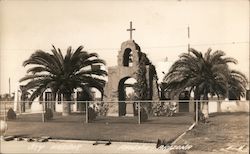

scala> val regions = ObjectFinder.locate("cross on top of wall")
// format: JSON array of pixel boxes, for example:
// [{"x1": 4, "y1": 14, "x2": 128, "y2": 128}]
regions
[{"x1": 127, "y1": 21, "x2": 135, "y2": 40}]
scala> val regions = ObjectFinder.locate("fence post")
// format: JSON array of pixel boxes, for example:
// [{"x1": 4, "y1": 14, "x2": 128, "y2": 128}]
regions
[
  {"x1": 86, "y1": 101, "x2": 88, "y2": 124},
  {"x1": 138, "y1": 102, "x2": 141, "y2": 124},
  {"x1": 4, "y1": 102, "x2": 6, "y2": 121},
  {"x1": 42, "y1": 101, "x2": 45, "y2": 123},
  {"x1": 19, "y1": 100, "x2": 22, "y2": 115},
  {"x1": 195, "y1": 100, "x2": 198, "y2": 124},
  {"x1": 82, "y1": 101, "x2": 85, "y2": 125}
]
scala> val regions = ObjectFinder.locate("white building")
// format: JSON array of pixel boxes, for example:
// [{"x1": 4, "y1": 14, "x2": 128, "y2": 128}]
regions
[{"x1": 14, "y1": 87, "x2": 97, "y2": 114}]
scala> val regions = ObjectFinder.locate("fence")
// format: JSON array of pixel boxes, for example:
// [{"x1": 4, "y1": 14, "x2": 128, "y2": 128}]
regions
[{"x1": 0, "y1": 100, "x2": 249, "y2": 124}]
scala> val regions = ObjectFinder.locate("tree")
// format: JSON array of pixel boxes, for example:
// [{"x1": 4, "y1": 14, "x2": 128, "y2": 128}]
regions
[
  {"x1": 134, "y1": 53, "x2": 148, "y2": 101},
  {"x1": 163, "y1": 48, "x2": 248, "y2": 119},
  {"x1": 19, "y1": 45, "x2": 107, "y2": 116},
  {"x1": 228, "y1": 70, "x2": 248, "y2": 100},
  {"x1": 133, "y1": 53, "x2": 158, "y2": 116},
  {"x1": 20, "y1": 85, "x2": 31, "y2": 112}
]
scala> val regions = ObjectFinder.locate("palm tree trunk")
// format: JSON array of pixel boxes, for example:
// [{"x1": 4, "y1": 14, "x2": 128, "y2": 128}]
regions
[
  {"x1": 21, "y1": 101, "x2": 25, "y2": 113},
  {"x1": 62, "y1": 93, "x2": 71, "y2": 116},
  {"x1": 217, "y1": 101, "x2": 221, "y2": 112},
  {"x1": 51, "y1": 92, "x2": 56, "y2": 112},
  {"x1": 202, "y1": 94, "x2": 209, "y2": 119},
  {"x1": 202, "y1": 102, "x2": 209, "y2": 118}
]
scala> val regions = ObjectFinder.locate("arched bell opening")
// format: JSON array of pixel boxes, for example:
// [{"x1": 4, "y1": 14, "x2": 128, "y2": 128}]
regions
[{"x1": 123, "y1": 48, "x2": 133, "y2": 67}]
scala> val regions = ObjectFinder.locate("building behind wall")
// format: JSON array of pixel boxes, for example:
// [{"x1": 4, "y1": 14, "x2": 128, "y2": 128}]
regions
[{"x1": 18, "y1": 88, "x2": 97, "y2": 113}]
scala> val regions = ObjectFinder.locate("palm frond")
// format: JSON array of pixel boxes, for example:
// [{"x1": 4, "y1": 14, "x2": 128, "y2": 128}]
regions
[
  {"x1": 162, "y1": 48, "x2": 247, "y2": 100},
  {"x1": 20, "y1": 45, "x2": 107, "y2": 101},
  {"x1": 19, "y1": 74, "x2": 52, "y2": 82}
]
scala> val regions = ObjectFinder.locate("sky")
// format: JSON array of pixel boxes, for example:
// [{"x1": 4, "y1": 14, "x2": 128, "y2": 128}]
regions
[{"x1": 0, "y1": 0, "x2": 249, "y2": 94}]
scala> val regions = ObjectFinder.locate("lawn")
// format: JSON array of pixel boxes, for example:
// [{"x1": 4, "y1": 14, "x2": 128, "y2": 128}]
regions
[
  {"x1": 4, "y1": 112, "x2": 194, "y2": 143},
  {"x1": 2, "y1": 112, "x2": 249, "y2": 153},
  {"x1": 175, "y1": 112, "x2": 249, "y2": 153}
]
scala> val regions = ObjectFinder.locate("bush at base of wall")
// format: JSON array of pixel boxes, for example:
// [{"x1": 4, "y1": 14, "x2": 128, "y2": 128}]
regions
[{"x1": 7, "y1": 108, "x2": 16, "y2": 120}]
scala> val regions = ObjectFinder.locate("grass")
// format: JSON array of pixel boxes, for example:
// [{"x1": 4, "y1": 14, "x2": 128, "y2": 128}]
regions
[
  {"x1": 2, "y1": 112, "x2": 249, "y2": 153},
  {"x1": 175, "y1": 112, "x2": 249, "y2": 153},
  {"x1": 4, "y1": 112, "x2": 194, "y2": 143}
]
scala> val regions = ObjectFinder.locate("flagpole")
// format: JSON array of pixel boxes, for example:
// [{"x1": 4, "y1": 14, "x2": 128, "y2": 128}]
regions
[
  {"x1": 187, "y1": 25, "x2": 190, "y2": 53},
  {"x1": 8, "y1": 77, "x2": 11, "y2": 96}
]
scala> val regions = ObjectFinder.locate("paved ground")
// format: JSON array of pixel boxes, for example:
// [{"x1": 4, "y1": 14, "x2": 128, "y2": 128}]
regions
[
  {"x1": 0, "y1": 140, "x2": 173, "y2": 154},
  {"x1": 0, "y1": 139, "x2": 244, "y2": 154}
]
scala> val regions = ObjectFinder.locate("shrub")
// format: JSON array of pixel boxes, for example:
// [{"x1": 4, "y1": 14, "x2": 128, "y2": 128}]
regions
[
  {"x1": 88, "y1": 107, "x2": 97, "y2": 122},
  {"x1": 96, "y1": 102, "x2": 109, "y2": 116},
  {"x1": 7, "y1": 108, "x2": 16, "y2": 120},
  {"x1": 140, "y1": 107, "x2": 148, "y2": 122},
  {"x1": 44, "y1": 108, "x2": 53, "y2": 120}
]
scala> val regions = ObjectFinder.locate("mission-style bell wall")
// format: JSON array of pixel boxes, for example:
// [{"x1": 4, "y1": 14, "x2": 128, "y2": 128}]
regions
[
  {"x1": 103, "y1": 40, "x2": 141, "y2": 116},
  {"x1": 103, "y1": 22, "x2": 160, "y2": 116},
  {"x1": 103, "y1": 40, "x2": 160, "y2": 116}
]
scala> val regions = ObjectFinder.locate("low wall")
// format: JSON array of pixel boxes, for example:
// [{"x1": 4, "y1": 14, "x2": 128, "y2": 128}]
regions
[
  {"x1": 220, "y1": 101, "x2": 249, "y2": 112},
  {"x1": 209, "y1": 100, "x2": 249, "y2": 113}
]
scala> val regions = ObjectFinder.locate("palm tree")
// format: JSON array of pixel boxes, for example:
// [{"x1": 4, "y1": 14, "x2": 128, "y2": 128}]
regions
[
  {"x1": 163, "y1": 48, "x2": 248, "y2": 118},
  {"x1": 20, "y1": 85, "x2": 31, "y2": 112},
  {"x1": 20, "y1": 45, "x2": 107, "y2": 116},
  {"x1": 228, "y1": 70, "x2": 248, "y2": 100}
]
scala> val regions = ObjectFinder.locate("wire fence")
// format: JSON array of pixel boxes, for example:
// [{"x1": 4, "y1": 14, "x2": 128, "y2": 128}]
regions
[{"x1": 0, "y1": 100, "x2": 248, "y2": 124}]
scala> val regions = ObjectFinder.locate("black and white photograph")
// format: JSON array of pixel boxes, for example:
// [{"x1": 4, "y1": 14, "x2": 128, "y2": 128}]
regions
[{"x1": 0, "y1": 0, "x2": 249, "y2": 153}]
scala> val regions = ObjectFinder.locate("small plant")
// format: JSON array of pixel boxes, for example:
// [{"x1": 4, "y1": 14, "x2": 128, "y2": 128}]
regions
[
  {"x1": 7, "y1": 108, "x2": 16, "y2": 120},
  {"x1": 153, "y1": 102, "x2": 177, "y2": 117},
  {"x1": 44, "y1": 108, "x2": 53, "y2": 120},
  {"x1": 96, "y1": 102, "x2": 109, "y2": 116},
  {"x1": 88, "y1": 107, "x2": 97, "y2": 122},
  {"x1": 193, "y1": 110, "x2": 206, "y2": 123},
  {"x1": 89, "y1": 102, "x2": 109, "y2": 116}
]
